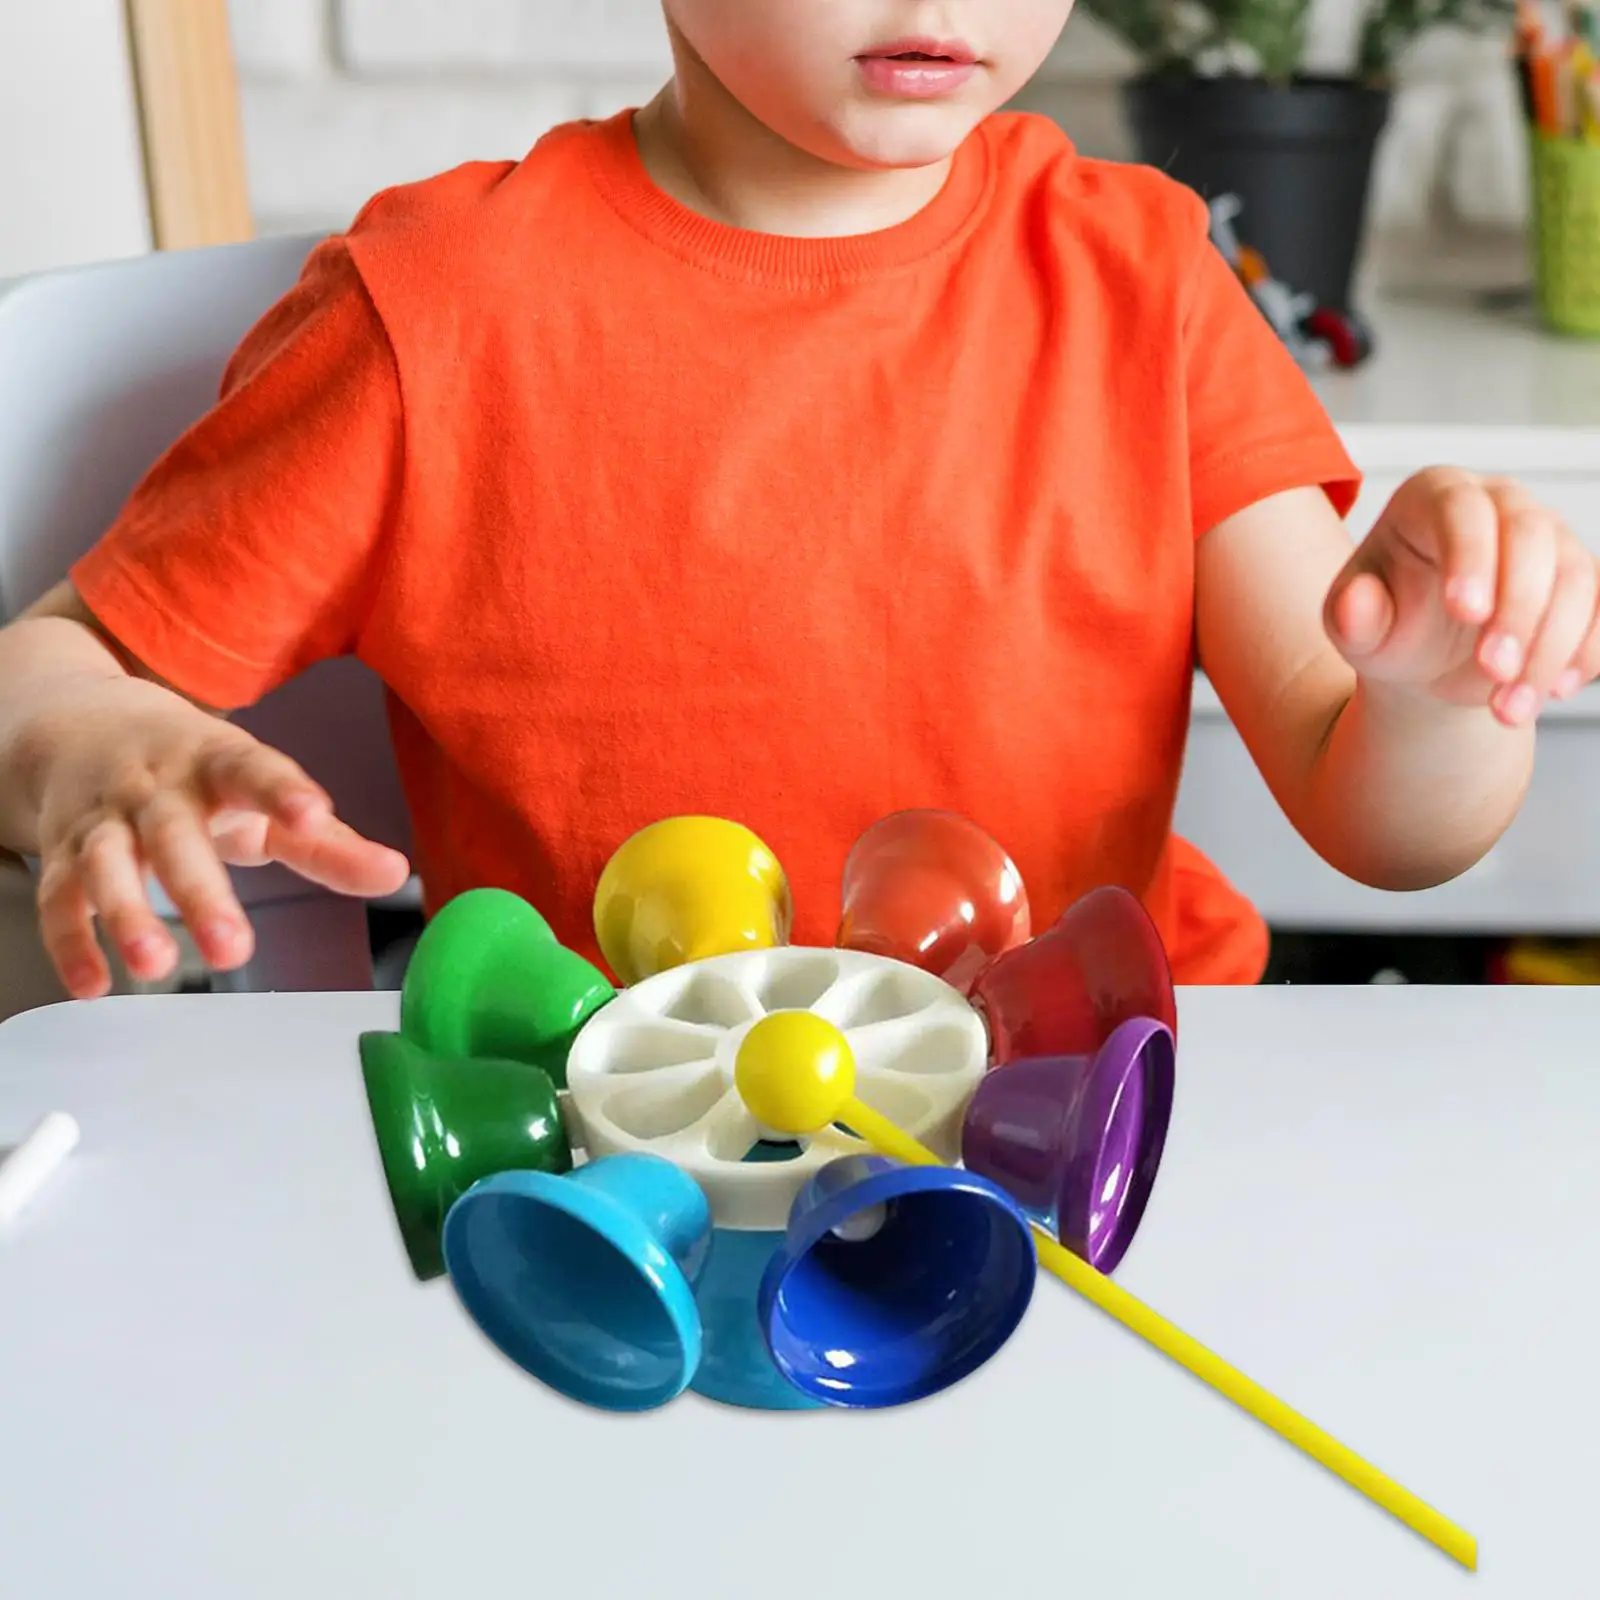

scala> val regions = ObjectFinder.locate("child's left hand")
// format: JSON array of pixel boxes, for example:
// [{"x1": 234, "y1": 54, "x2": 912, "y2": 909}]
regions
[{"x1": 1323, "y1": 467, "x2": 1600, "y2": 726}]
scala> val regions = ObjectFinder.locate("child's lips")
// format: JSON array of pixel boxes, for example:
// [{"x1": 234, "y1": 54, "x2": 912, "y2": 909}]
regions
[
  {"x1": 861, "y1": 36, "x2": 978, "y2": 64},
  {"x1": 856, "y1": 40, "x2": 980, "y2": 97}
]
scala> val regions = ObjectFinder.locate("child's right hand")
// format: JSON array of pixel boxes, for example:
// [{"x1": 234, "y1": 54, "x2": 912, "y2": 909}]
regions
[{"x1": 29, "y1": 677, "x2": 411, "y2": 1000}]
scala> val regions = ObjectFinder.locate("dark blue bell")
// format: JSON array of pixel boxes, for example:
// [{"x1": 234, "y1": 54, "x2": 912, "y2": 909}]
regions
[{"x1": 758, "y1": 1153, "x2": 1036, "y2": 1408}]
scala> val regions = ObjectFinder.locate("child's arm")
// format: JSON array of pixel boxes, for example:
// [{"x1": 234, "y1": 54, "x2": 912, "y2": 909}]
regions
[
  {"x1": 1195, "y1": 471, "x2": 1596, "y2": 890},
  {"x1": 0, "y1": 230, "x2": 413, "y2": 1000},
  {"x1": 0, "y1": 581, "x2": 409, "y2": 999}
]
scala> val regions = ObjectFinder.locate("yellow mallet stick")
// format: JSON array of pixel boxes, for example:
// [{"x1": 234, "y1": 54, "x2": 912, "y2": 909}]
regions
[{"x1": 735, "y1": 1012, "x2": 1475, "y2": 1571}]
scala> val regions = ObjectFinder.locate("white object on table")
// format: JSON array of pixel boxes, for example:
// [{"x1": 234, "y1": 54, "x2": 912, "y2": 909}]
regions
[
  {"x1": 0, "y1": 986, "x2": 1594, "y2": 1598},
  {"x1": 0, "y1": 1109, "x2": 80, "y2": 1225}
]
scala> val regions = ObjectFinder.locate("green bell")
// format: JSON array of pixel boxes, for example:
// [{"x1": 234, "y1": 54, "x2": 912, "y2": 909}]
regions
[
  {"x1": 359, "y1": 1030, "x2": 573, "y2": 1281},
  {"x1": 400, "y1": 887, "x2": 615, "y2": 1088}
]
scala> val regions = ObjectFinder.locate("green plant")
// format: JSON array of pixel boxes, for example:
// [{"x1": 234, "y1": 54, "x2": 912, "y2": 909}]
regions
[{"x1": 1082, "y1": 0, "x2": 1516, "y2": 84}]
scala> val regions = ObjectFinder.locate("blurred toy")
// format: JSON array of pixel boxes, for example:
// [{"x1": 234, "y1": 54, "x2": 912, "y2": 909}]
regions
[
  {"x1": 353, "y1": 806, "x2": 1474, "y2": 1569},
  {"x1": 1490, "y1": 936, "x2": 1600, "y2": 984},
  {"x1": 1208, "y1": 194, "x2": 1374, "y2": 372}
]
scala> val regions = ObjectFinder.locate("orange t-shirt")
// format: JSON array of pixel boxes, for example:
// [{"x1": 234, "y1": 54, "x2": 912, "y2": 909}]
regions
[{"x1": 70, "y1": 110, "x2": 1359, "y2": 985}]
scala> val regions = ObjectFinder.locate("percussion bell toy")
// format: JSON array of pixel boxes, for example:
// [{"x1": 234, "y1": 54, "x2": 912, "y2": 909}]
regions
[{"x1": 354, "y1": 808, "x2": 1475, "y2": 1571}]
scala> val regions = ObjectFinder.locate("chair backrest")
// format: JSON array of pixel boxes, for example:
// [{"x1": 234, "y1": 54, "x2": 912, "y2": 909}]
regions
[{"x1": 0, "y1": 235, "x2": 413, "y2": 898}]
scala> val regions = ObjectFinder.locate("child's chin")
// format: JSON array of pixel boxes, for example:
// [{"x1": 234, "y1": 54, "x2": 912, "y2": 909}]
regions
[{"x1": 828, "y1": 107, "x2": 983, "y2": 171}]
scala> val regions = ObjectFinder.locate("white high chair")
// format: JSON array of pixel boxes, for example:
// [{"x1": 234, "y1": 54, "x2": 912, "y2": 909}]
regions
[{"x1": 0, "y1": 234, "x2": 416, "y2": 999}]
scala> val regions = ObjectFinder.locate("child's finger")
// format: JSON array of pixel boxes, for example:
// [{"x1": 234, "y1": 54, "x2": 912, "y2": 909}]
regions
[
  {"x1": 1491, "y1": 554, "x2": 1595, "y2": 725},
  {"x1": 200, "y1": 741, "x2": 332, "y2": 831},
  {"x1": 34, "y1": 863, "x2": 111, "y2": 1000},
  {"x1": 1477, "y1": 499, "x2": 1560, "y2": 685},
  {"x1": 1323, "y1": 567, "x2": 1395, "y2": 662},
  {"x1": 132, "y1": 792, "x2": 254, "y2": 972},
  {"x1": 1424, "y1": 475, "x2": 1501, "y2": 624},
  {"x1": 1553, "y1": 590, "x2": 1600, "y2": 698},
  {"x1": 264, "y1": 811, "x2": 412, "y2": 898},
  {"x1": 1521, "y1": 550, "x2": 1596, "y2": 695},
  {"x1": 72, "y1": 819, "x2": 178, "y2": 984}
]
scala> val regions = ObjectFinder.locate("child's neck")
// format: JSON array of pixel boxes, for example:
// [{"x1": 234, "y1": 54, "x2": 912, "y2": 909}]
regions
[{"x1": 632, "y1": 59, "x2": 953, "y2": 239}]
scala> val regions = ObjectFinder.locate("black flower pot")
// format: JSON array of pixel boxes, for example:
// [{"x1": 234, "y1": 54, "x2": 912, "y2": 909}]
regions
[{"x1": 1124, "y1": 74, "x2": 1391, "y2": 313}]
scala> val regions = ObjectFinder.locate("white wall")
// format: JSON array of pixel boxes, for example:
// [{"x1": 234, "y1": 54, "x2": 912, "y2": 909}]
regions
[
  {"x1": 229, "y1": 0, "x2": 1527, "y2": 239},
  {"x1": 0, "y1": 0, "x2": 151, "y2": 279}
]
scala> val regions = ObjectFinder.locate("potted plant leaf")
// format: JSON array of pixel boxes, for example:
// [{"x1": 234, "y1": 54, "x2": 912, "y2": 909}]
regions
[{"x1": 1086, "y1": 0, "x2": 1517, "y2": 310}]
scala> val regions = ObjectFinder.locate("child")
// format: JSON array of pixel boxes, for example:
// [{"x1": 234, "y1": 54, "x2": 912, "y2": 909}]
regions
[{"x1": 0, "y1": 1, "x2": 1593, "y2": 1002}]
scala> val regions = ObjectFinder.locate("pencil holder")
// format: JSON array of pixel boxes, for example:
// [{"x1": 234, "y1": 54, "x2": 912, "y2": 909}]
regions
[{"x1": 1531, "y1": 134, "x2": 1600, "y2": 337}]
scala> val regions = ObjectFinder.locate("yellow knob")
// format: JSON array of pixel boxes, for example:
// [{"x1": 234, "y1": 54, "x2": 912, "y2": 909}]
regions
[{"x1": 734, "y1": 1011, "x2": 855, "y2": 1137}]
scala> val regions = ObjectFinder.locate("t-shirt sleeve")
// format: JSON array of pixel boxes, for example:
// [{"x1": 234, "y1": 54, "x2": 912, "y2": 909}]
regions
[
  {"x1": 68, "y1": 234, "x2": 403, "y2": 711},
  {"x1": 1178, "y1": 197, "x2": 1362, "y2": 540}
]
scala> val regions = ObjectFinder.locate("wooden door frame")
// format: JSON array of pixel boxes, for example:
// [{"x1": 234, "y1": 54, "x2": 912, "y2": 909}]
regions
[{"x1": 124, "y1": 0, "x2": 254, "y2": 249}]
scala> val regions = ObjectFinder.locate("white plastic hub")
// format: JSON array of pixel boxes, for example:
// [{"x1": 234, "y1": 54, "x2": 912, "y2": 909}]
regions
[{"x1": 564, "y1": 946, "x2": 987, "y2": 1233}]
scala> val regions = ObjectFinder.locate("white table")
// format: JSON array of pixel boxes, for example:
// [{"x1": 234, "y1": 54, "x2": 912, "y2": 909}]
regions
[
  {"x1": 1178, "y1": 289, "x2": 1600, "y2": 934},
  {"x1": 1, "y1": 985, "x2": 1594, "y2": 1597}
]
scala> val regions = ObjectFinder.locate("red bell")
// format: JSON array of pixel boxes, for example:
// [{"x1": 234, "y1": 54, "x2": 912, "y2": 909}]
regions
[
  {"x1": 835, "y1": 809, "x2": 1031, "y2": 995},
  {"x1": 967, "y1": 885, "x2": 1177, "y2": 1066}
]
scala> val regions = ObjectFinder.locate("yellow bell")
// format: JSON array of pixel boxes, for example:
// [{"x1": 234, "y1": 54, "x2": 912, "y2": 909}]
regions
[{"x1": 593, "y1": 816, "x2": 793, "y2": 986}]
